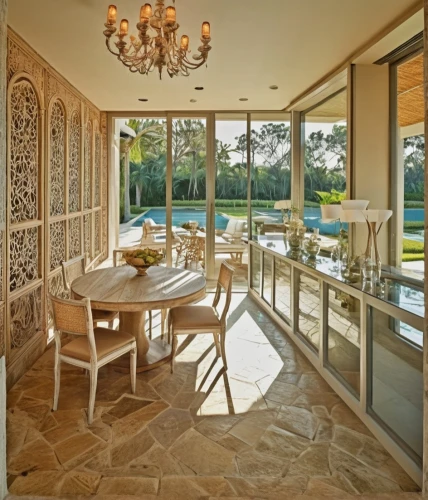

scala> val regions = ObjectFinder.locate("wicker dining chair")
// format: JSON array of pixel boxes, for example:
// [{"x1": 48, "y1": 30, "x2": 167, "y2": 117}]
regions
[
  {"x1": 168, "y1": 261, "x2": 234, "y2": 373},
  {"x1": 62, "y1": 256, "x2": 119, "y2": 329},
  {"x1": 50, "y1": 294, "x2": 137, "y2": 424}
]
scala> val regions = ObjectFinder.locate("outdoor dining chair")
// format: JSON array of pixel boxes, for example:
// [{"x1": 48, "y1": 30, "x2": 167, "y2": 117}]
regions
[
  {"x1": 49, "y1": 294, "x2": 137, "y2": 424},
  {"x1": 168, "y1": 261, "x2": 234, "y2": 373},
  {"x1": 62, "y1": 256, "x2": 119, "y2": 329}
]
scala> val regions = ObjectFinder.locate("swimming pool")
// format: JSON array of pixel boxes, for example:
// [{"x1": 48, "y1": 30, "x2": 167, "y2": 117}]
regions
[{"x1": 133, "y1": 207, "x2": 230, "y2": 230}]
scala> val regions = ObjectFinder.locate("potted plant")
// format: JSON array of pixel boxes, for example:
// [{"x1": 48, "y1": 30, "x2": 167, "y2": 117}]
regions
[{"x1": 316, "y1": 190, "x2": 346, "y2": 221}]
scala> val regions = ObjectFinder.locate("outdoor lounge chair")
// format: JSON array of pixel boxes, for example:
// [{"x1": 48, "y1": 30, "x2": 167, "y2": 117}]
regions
[{"x1": 216, "y1": 219, "x2": 247, "y2": 243}]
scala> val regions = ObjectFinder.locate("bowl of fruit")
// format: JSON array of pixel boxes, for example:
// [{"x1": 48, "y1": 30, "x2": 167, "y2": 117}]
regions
[{"x1": 122, "y1": 247, "x2": 164, "y2": 276}]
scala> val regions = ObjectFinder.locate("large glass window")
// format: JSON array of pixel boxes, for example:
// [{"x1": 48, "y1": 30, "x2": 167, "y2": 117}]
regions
[
  {"x1": 394, "y1": 53, "x2": 425, "y2": 274},
  {"x1": 215, "y1": 114, "x2": 248, "y2": 289},
  {"x1": 118, "y1": 118, "x2": 167, "y2": 253},
  {"x1": 302, "y1": 90, "x2": 347, "y2": 236},
  {"x1": 172, "y1": 118, "x2": 207, "y2": 270},
  {"x1": 250, "y1": 114, "x2": 291, "y2": 237}
]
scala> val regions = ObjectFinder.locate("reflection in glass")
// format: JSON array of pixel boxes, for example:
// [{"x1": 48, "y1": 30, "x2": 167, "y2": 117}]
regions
[
  {"x1": 250, "y1": 247, "x2": 261, "y2": 295},
  {"x1": 274, "y1": 258, "x2": 291, "y2": 325},
  {"x1": 262, "y1": 253, "x2": 273, "y2": 305},
  {"x1": 326, "y1": 285, "x2": 360, "y2": 396},
  {"x1": 369, "y1": 307, "x2": 423, "y2": 460},
  {"x1": 297, "y1": 271, "x2": 320, "y2": 350},
  {"x1": 215, "y1": 115, "x2": 248, "y2": 289},
  {"x1": 250, "y1": 114, "x2": 291, "y2": 237},
  {"x1": 172, "y1": 118, "x2": 207, "y2": 269},
  {"x1": 303, "y1": 89, "x2": 347, "y2": 236}
]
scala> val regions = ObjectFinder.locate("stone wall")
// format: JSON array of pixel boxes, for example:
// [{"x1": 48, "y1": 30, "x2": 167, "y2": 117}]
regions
[{"x1": 3, "y1": 30, "x2": 108, "y2": 388}]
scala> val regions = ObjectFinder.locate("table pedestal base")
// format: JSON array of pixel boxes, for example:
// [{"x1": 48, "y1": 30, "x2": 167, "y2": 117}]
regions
[
  {"x1": 111, "y1": 310, "x2": 171, "y2": 373},
  {"x1": 112, "y1": 338, "x2": 172, "y2": 373}
]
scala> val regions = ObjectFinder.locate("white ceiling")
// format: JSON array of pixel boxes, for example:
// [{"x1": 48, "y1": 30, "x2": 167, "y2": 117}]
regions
[{"x1": 7, "y1": 0, "x2": 420, "y2": 111}]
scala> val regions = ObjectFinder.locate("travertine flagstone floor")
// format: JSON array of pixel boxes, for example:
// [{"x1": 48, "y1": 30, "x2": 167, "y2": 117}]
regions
[{"x1": 5, "y1": 294, "x2": 421, "y2": 499}]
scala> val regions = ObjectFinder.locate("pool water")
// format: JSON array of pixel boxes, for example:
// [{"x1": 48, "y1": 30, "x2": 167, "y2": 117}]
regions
[{"x1": 133, "y1": 207, "x2": 230, "y2": 230}]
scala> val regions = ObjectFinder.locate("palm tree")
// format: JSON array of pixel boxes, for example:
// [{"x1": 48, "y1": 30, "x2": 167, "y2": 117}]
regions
[{"x1": 121, "y1": 119, "x2": 165, "y2": 221}]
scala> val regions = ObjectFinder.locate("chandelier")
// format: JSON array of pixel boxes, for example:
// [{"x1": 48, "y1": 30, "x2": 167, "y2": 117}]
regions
[{"x1": 103, "y1": 1, "x2": 212, "y2": 79}]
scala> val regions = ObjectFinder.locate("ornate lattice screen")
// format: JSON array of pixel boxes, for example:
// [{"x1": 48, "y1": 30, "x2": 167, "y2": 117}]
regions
[{"x1": 5, "y1": 30, "x2": 109, "y2": 387}]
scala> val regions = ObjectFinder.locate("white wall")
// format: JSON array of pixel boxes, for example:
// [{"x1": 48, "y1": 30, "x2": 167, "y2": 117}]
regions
[{"x1": 351, "y1": 64, "x2": 390, "y2": 261}]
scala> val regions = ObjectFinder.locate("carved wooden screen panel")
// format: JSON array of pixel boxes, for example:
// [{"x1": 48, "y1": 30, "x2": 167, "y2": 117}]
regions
[
  {"x1": 94, "y1": 132, "x2": 101, "y2": 207},
  {"x1": 49, "y1": 100, "x2": 65, "y2": 217},
  {"x1": 69, "y1": 111, "x2": 80, "y2": 213},
  {"x1": 8, "y1": 78, "x2": 44, "y2": 362},
  {"x1": 47, "y1": 98, "x2": 67, "y2": 330},
  {"x1": 68, "y1": 216, "x2": 81, "y2": 260},
  {"x1": 101, "y1": 113, "x2": 108, "y2": 258},
  {"x1": 84, "y1": 121, "x2": 92, "y2": 210},
  {"x1": 9, "y1": 80, "x2": 39, "y2": 224},
  {"x1": 84, "y1": 213, "x2": 92, "y2": 262},
  {"x1": 94, "y1": 211, "x2": 101, "y2": 254},
  {"x1": 5, "y1": 31, "x2": 108, "y2": 387}
]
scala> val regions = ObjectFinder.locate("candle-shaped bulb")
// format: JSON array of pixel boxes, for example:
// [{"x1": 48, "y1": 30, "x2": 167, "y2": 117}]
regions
[
  {"x1": 140, "y1": 3, "x2": 152, "y2": 22},
  {"x1": 119, "y1": 19, "x2": 129, "y2": 36},
  {"x1": 107, "y1": 5, "x2": 117, "y2": 25},
  {"x1": 180, "y1": 35, "x2": 189, "y2": 51},
  {"x1": 201, "y1": 22, "x2": 210, "y2": 39},
  {"x1": 165, "y1": 6, "x2": 176, "y2": 24}
]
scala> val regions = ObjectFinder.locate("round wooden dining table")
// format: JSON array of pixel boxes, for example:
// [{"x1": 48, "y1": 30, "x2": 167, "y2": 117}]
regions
[{"x1": 71, "y1": 265, "x2": 206, "y2": 372}]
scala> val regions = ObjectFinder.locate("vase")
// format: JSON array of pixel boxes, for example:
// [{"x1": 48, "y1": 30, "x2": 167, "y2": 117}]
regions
[{"x1": 361, "y1": 221, "x2": 381, "y2": 283}]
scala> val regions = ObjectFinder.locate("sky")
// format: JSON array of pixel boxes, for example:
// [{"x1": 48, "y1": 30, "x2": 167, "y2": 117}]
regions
[{"x1": 215, "y1": 119, "x2": 344, "y2": 165}]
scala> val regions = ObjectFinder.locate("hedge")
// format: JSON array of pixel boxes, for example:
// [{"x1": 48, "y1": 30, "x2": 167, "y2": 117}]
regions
[
  {"x1": 403, "y1": 239, "x2": 424, "y2": 254},
  {"x1": 404, "y1": 193, "x2": 424, "y2": 201},
  {"x1": 402, "y1": 253, "x2": 424, "y2": 262},
  {"x1": 403, "y1": 221, "x2": 424, "y2": 232},
  {"x1": 404, "y1": 201, "x2": 424, "y2": 208}
]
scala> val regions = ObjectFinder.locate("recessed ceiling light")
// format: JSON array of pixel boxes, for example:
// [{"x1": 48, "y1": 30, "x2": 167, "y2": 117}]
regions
[
  {"x1": 269, "y1": 85, "x2": 279, "y2": 90},
  {"x1": 239, "y1": 97, "x2": 248, "y2": 101},
  {"x1": 195, "y1": 87, "x2": 204, "y2": 90},
  {"x1": 138, "y1": 98, "x2": 149, "y2": 102},
  {"x1": 190, "y1": 99, "x2": 197, "y2": 103}
]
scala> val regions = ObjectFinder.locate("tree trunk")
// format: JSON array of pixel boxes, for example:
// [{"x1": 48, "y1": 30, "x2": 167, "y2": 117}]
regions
[
  {"x1": 135, "y1": 183, "x2": 141, "y2": 208},
  {"x1": 124, "y1": 149, "x2": 131, "y2": 222}
]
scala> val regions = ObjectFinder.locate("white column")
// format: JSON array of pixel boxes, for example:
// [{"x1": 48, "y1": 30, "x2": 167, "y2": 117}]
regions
[{"x1": 351, "y1": 64, "x2": 390, "y2": 262}]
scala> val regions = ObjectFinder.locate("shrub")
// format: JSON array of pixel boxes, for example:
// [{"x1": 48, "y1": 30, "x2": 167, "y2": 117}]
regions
[
  {"x1": 402, "y1": 253, "x2": 424, "y2": 262},
  {"x1": 404, "y1": 201, "x2": 424, "y2": 208},
  {"x1": 403, "y1": 239, "x2": 424, "y2": 254},
  {"x1": 403, "y1": 221, "x2": 424, "y2": 232},
  {"x1": 315, "y1": 190, "x2": 346, "y2": 205},
  {"x1": 404, "y1": 193, "x2": 424, "y2": 201}
]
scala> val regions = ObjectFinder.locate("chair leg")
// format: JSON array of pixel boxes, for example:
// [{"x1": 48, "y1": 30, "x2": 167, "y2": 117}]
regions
[
  {"x1": 108, "y1": 319, "x2": 114, "y2": 329},
  {"x1": 148, "y1": 311, "x2": 152, "y2": 340},
  {"x1": 53, "y1": 355, "x2": 61, "y2": 411},
  {"x1": 130, "y1": 347, "x2": 137, "y2": 394},
  {"x1": 220, "y1": 330, "x2": 228, "y2": 370},
  {"x1": 213, "y1": 332, "x2": 221, "y2": 357},
  {"x1": 88, "y1": 367, "x2": 98, "y2": 425},
  {"x1": 167, "y1": 313, "x2": 172, "y2": 345},
  {"x1": 171, "y1": 334, "x2": 178, "y2": 374},
  {"x1": 161, "y1": 309, "x2": 166, "y2": 339}
]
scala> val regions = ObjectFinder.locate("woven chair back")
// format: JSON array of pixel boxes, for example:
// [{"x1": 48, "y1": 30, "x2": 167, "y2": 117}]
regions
[
  {"x1": 49, "y1": 294, "x2": 92, "y2": 337},
  {"x1": 62, "y1": 256, "x2": 85, "y2": 291}
]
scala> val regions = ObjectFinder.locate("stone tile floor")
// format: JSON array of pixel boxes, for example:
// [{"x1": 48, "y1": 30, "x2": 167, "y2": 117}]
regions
[{"x1": 5, "y1": 294, "x2": 422, "y2": 499}]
